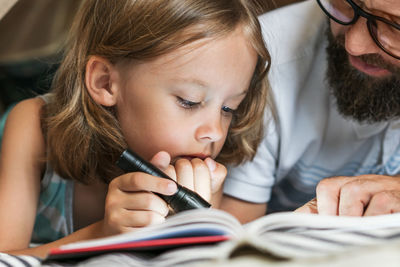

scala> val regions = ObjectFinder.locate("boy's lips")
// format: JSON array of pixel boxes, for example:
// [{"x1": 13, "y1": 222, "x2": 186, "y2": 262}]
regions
[
  {"x1": 176, "y1": 154, "x2": 211, "y2": 161},
  {"x1": 348, "y1": 54, "x2": 392, "y2": 77}
]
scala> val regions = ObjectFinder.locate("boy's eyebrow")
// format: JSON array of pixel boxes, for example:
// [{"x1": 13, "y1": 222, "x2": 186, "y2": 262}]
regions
[
  {"x1": 235, "y1": 90, "x2": 248, "y2": 97},
  {"x1": 172, "y1": 78, "x2": 208, "y2": 88},
  {"x1": 172, "y1": 77, "x2": 248, "y2": 97}
]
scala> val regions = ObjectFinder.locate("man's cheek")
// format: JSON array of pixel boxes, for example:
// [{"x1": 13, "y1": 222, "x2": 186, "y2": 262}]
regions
[{"x1": 330, "y1": 20, "x2": 343, "y2": 37}]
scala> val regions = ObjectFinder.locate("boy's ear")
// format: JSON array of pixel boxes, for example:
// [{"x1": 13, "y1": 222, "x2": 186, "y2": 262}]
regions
[{"x1": 85, "y1": 56, "x2": 120, "y2": 106}]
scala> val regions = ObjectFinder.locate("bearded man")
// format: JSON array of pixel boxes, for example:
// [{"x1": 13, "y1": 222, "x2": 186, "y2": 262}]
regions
[{"x1": 220, "y1": 0, "x2": 400, "y2": 222}]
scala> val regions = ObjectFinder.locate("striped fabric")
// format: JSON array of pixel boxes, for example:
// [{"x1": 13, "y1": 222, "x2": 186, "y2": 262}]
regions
[{"x1": 0, "y1": 253, "x2": 41, "y2": 267}]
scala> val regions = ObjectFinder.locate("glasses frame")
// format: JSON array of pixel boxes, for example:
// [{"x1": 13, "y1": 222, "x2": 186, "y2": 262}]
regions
[{"x1": 316, "y1": 0, "x2": 400, "y2": 59}]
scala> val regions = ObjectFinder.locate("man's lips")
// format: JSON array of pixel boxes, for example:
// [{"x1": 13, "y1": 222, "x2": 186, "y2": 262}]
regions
[{"x1": 348, "y1": 54, "x2": 392, "y2": 77}]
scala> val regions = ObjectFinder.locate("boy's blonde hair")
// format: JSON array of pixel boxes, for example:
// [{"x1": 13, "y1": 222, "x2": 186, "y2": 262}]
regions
[{"x1": 43, "y1": 0, "x2": 272, "y2": 184}]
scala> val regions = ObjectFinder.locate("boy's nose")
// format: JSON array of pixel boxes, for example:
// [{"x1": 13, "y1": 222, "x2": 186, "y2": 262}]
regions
[
  {"x1": 195, "y1": 115, "x2": 224, "y2": 143},
  {"x1": 344, "y1": 17, "x2": 381, "y2": 56}
]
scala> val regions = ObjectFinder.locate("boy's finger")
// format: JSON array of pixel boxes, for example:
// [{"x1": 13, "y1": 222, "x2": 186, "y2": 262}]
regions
[
  {"x1": 107, "y1": 191, "x2": 169, "y2": 217},
  {"x1": 150, "y1": 151, "x2": 171, "y2": 171},
  {"x1": 174, "y1": 159, "x2": 195, "y2": 190},
  {"x1": 205, "y1": 158, "x2": 226, "y2": 193},
  {"x1": 119, "y1": 209, "x2": 166, "y2": 228},
  {"x1": 192, "y1": 158, "x2": 211, "y2": 201},
  {"x1": 111, "y1": 173, "x2": 177, "y2": 196},
  {"x1": 149, "y1": 151, "x2": 177, "y2": 181}
]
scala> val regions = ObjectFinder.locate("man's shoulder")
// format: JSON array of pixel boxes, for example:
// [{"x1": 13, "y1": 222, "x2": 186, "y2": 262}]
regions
[
  {"x1": 259, "y1": 0, "x2": 322, "y2": 28},
  {"x1": 259, "y1": 0, "x2": 327, "y2": 65}
]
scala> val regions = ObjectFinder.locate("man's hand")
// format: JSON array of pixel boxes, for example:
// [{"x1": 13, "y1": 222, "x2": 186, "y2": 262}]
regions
[{"x1": 295, "y1": 175, "x2": 400, "y2": 216}]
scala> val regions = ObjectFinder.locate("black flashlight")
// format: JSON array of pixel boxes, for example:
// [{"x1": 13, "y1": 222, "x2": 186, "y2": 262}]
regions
[{"x1": 116, "y1": 149, "x2": 211, "y2": 213}]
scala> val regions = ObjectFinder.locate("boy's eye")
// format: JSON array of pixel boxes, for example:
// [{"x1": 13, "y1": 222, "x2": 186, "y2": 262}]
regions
[
  {"x1": 177, "y1": 96, "x2": 237, "y2": 115},
  {"x1": 177, "y1": 97, "x2": 201, "y2": 109},
  {"x1": 222, "y1": 106, "x2": 236, "y2": 114}
]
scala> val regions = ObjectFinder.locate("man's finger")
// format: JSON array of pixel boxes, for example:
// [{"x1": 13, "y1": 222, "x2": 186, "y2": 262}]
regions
[
  {"x1": 317, "y1": 175, "x2": 400, "y2": 216},
  {"x1": 316, "y1": 176, "x2": 353, "y2": 215},
  {"x1": 364, "y1": 191, "x2": 400, "y2": 216},
  {"x1": 337, "y1": 178, "x2": 373, "y2": 216},
  {"x1": 294, "y1": 198, "x2": 318, "y2": 214}
]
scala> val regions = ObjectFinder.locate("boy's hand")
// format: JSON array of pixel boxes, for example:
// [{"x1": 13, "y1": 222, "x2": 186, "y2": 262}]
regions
[
  {"x1": 151, "y1": 152, "x2": 227, "y2": 204},
  {"x1": 102, "y1": 151, "x2": 227, "y2": 236},
  {"x1": 102, "y1": 152, "x2": 177, "y2": 236},
  {"x1": 169, "y1": 158, "x2": 226, "y2": 203}
]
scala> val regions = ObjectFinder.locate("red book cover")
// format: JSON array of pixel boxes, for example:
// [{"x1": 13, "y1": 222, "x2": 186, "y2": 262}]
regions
[{"x1": 47, "y1": 235, "x2": 230, "y2": 260}]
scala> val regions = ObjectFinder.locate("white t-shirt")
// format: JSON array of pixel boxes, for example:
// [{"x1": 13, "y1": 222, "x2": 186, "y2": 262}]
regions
[{"x1": 223, "y1": 0, "x2": 400, "y2": 212}]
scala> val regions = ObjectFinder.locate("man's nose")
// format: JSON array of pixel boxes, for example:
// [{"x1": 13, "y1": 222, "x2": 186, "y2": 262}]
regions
[{"x1": 344, "y1": 17, "x2": 381, "y2": 56}]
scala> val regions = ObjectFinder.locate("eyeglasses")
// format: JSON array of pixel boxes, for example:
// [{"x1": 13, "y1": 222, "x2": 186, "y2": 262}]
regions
[{"x1": 316, "y1": 0, "x2": 400, "y2": 59}]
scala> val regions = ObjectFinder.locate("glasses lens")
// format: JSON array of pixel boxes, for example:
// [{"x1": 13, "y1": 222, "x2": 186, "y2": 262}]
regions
[
  {"x1": 318, "y1": 0, "x2": 354, "y2": 24},
  {"x1": 370, "y1": 20, "x2": 400, "y2": 58}
]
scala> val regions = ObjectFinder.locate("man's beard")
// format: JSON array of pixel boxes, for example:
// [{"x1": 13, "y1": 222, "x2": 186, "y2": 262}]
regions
[{"x1": 326, "y1": 28, "x2": 400, "y2": 123}]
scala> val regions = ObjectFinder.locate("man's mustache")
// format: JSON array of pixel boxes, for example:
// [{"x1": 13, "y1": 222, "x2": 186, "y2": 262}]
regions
[
  {"x1": 335, "y1": 34, "x2": 400, "y2": 75},
  {"x1": 359, "y1": 53, "x2": 399, "y2": 74}
]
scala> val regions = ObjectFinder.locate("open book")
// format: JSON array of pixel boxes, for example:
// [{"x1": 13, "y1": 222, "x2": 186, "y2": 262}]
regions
[{"x1": 45, "y1": 208, "x2": 400, "y2": 264}]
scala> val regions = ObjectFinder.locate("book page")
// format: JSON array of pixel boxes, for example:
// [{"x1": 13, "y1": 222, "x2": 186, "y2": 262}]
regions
[
  {"x1": 55, "y1": 209, "x2": 243, "y2": 251},
  {"x1": 242, "y1": 212, "x2": 400, "y2": 259},
  {"x1": 49, "y1": 208, "x2": 400, "y2": 262}
]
